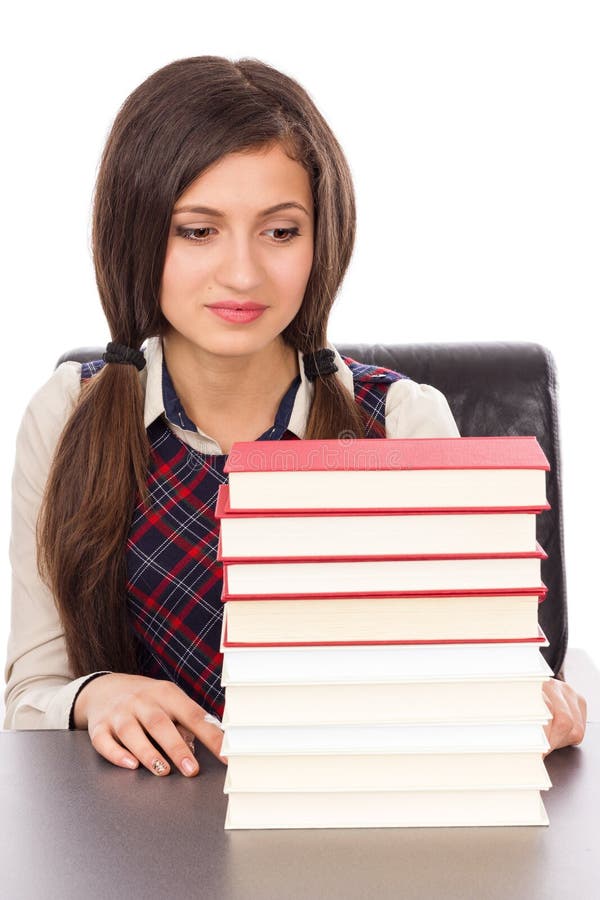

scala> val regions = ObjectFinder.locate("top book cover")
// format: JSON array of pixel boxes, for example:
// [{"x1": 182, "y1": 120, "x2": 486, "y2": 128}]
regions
[
  {"x1": 222, "y1": 436, "x2": 550, "y2": 512},
  {"x1": 224, "y1": 436, "x2": 550, "y2": 474}
]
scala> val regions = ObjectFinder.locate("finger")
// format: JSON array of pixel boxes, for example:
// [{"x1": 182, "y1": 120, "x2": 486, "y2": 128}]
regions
[
  {"x1": 577, "y1": 693, "x2": 588, "y2": 723},
  {"x1": 546, "y1": 685, "x2": 577, "y2": 752},
  {"x1": 108, "y1": 715, "x2": 179, "y2": 776},
  {"x1": 568, "y1": 692, "x2": 587, "y2": 746},
  {"x1": 152, "y1": 683, "x2": 226, "y2": 763},
  {"x1": 174, "y1": 723, "x2": 196, "y2": 754},
  {"x1": 178, "y1": 704, "x2": 227, "y2": 764},
  {"x1": 555, "y1": 683, "x2": 587, "y2": 747},
  {"x1": 88, "y1": 721, "x2": 142, "y2": 771},
  {"x1": 132, "y1": 706, "x2": 201, "y2": 777},
  {"x1": 541, "y1": 683, "x2": 554, "y2": 711}
]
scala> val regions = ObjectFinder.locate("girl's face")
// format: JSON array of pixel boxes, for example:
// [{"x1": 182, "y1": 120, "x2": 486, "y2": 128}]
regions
[{"x1": 160, "y1": 143, "x2": 314, "y2": 362}]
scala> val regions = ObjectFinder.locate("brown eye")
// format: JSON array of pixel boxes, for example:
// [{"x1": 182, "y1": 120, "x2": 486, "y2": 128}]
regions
[
  {"x1": 266, "y1": 227, "x2": 301, "y2": 243},
  {"x1": 176, "y1": 226, "x2": 214, "y2": 242}
]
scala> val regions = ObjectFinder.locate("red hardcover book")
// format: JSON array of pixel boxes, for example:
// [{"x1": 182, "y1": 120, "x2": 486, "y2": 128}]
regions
[
  {"x1": 224, "y1": 436, "x2": 550, "y2": 472},
  {"x1": 222, "y1": 436, "x2": 550, "y2": 512},
  {"x1": 215, "y1": 484, "x2": 543, "y2": 558},
  {"x1": 220, "y1": 588, "x2": 545, "y2": 644},
  {"x1": 220, "y1": 608, "x2": 549, "y2": 649},
  {"x1": 219, "y1": 544, "x2": 548, "y2": 600},
  {"x1": 216, "y1": 528, "x2": 548, "y2": 564}
]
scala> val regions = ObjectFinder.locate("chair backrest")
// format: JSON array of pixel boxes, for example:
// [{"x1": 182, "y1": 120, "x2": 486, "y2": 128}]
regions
[{"x1": 57, "y1": 341, "x2": 568, "y2": 676}]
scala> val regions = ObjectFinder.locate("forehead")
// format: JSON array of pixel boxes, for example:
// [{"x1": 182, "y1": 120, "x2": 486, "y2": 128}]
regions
[{"x1": 176, "y1": 144, "x2": 313, "y2": 213}]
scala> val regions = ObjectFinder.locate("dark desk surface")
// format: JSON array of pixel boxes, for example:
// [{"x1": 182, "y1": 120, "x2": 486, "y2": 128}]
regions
[{"x1": 2, "y1": 650, "x2": 599, "y2": 900}]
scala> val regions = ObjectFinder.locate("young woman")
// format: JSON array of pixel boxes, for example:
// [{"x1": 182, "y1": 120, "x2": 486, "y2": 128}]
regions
[{"x1": 3, "y1": 56, "x2": 586, "y2": 778}]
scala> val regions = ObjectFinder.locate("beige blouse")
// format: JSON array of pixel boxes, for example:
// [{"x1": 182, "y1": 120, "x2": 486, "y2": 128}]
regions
[{"x1": 3, "y1": 337, "x2": 460, "y2": 730}]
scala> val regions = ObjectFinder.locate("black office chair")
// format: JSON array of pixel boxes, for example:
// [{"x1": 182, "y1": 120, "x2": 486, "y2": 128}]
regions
[{"x1": 57, "y1": 340, "x2": 568, "y2": 678}]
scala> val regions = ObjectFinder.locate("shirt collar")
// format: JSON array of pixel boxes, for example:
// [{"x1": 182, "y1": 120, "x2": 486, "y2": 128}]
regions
[
  {"x1": 141, "y1": 335, "x2": 354, "y2": 439},
  {"x1": 141, "y1": 336, "x2": 166, "y2": 429},
  {"x1": 162, "y1": 354, "x2": 197, "y2": 432}
]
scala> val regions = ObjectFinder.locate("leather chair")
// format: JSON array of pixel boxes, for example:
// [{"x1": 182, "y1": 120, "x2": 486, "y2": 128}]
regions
[{"x1": 56, "y1": 341, "x2": 567, "y2": 677}]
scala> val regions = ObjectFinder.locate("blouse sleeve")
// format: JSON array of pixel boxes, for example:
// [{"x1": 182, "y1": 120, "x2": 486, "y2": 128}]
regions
[
  {"x1": 3, "y1": 362, "x2": 111, "y2": 730},
  {"x1": 384, "y1": 379, "x2": 460, "y2": 438}
]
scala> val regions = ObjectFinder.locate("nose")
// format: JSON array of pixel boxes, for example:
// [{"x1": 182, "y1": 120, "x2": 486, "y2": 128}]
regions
[{"x1": 214, "y1": 232, "x2": 263, "y2": 293}]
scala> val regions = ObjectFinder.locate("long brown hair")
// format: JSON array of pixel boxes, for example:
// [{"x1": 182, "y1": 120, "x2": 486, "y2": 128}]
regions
[{"x1": 37, "y1": 56, "x2": 368, "y2": 679}]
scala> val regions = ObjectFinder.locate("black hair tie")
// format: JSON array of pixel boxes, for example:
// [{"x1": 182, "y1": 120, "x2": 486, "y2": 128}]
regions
[
  {"x1": 102, "y1": 341, "x2": 146, "y2": 371},
  {"x1": 303, "y1": 348, "x2": 338, "y2": 382}
]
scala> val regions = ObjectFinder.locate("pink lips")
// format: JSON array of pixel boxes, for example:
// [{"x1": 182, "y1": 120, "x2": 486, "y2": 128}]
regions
[{"x1": 206, "y1": 300, "x2": 267, "y2": 323}]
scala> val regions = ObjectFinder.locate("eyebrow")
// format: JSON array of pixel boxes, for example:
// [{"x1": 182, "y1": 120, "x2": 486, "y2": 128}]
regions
[{"x1": 172, "y1": 201, "x2": 311, "y2": 218}]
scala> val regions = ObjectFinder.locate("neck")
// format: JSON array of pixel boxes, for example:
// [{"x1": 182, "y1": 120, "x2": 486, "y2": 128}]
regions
[{"x1": 160, "y1": 330, "x2": 300, "y2": 421}]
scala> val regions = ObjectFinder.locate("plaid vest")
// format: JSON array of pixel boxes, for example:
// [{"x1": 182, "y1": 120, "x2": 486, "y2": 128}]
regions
[{"x1": 81, "y1": 355, "x2": 408, "y2": 718}]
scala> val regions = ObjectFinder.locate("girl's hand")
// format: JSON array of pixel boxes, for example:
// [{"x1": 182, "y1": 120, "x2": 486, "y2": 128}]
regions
[
  {"x1": 542, "y1": 677, "x2": 587, "y2": 755},
  {"x1": 73, "y1": 673, "x2": 227, "y2": 776}
]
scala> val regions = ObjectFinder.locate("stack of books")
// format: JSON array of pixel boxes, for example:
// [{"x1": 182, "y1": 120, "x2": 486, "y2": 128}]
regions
[{"x1": 215, "y1": 436, "x2": 554, "y2": 829}]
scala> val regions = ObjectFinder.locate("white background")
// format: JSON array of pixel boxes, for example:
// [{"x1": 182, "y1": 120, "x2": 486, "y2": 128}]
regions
[{"x1": 1, "y1": 0, "x2": 598, "y2": 718}]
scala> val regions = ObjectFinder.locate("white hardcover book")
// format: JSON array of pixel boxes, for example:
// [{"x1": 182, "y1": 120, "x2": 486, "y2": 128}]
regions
[
  {"x1": 220, "y1": 721, "x2": 550, "y2": 756},
  {"x1": 222, "y1": 679, "x2": 551, "y2": 726},
  {"x1": 220, "y1": 637, "x2": 553, "y2": 685},
  {"x1": 224, "y1": 752, "x2": 552, "y2": 793},
  {"x1": 224, "y1": 788, "x2": 550, "y2": 829}
]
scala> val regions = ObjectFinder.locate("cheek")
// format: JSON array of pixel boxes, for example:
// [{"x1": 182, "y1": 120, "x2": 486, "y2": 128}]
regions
[
  {"x1": 160, "y1": 242, "x2": 205, "y2": 311},
  {"x1": 272, "y1": 246, "x2": 314, "y2": 290}
]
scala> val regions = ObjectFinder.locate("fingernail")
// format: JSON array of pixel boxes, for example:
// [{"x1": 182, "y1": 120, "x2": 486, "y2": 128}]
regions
[
  {"x1": 151, "y1": 758, "x2": 169, "y2": 775},
  {"x1": 182, "y1": 757, "x2": 198, "y2": 776},
  {"x1": 123, "y1": 756, "x2": 138, "y2": 769}
]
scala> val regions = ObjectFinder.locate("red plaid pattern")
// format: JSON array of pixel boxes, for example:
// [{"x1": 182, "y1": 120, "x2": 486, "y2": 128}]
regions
[{"x1": 80, "y1": 356, "x2": 407, "y2": 717}]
